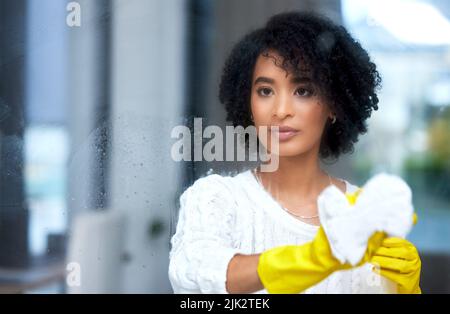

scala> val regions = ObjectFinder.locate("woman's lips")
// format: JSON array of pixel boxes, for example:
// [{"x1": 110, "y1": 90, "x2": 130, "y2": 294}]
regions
[{"x1": 270, "y1": 126, "x2": 300, "y2": 141}]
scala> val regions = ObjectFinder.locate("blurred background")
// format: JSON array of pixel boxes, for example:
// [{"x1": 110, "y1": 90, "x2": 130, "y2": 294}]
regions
[{"x1": 0, "y1": 0, "x2": 449, "y2": 293}]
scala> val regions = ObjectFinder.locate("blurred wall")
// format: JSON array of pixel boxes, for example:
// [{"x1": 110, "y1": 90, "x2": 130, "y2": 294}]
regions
[{"x1": 0, "y1": 0, "x2": 29, "y2": 268}]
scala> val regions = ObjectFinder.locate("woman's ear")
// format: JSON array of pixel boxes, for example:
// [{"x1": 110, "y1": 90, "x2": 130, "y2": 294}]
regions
[{"x1": 329, "y1": 114, "x2": 337, "y2": 124}]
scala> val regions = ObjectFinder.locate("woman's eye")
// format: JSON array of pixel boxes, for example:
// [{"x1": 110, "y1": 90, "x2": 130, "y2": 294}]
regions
[
  {"x1": 257, "y1": 87, "x2": 273, "y2": 97},
  {"x1": 295, "y1": 87, "x2": 314, "y2": 97}
]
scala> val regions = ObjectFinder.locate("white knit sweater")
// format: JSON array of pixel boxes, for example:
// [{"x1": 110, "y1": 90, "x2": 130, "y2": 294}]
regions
[{"x1": 168, "y1": 168, "x2": 397, "y2": 294}]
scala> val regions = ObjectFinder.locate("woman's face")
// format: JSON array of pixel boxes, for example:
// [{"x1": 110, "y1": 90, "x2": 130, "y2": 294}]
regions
[{"x1": 250, "y1": 50, "x2": 332, "y2": 157}]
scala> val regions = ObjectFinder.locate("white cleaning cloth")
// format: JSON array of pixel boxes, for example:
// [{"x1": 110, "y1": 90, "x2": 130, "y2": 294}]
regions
[{"x1": 318, "y1": 173, "x2": 415, "y2": 266}]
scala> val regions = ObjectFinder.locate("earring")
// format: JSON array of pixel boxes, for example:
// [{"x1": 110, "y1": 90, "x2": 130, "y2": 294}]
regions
[{"x1": 331, "y1": 115, "x2": 337, "y2": 124}]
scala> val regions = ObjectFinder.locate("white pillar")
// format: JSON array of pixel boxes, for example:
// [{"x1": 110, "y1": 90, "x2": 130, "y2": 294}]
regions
[{"x1": 109, "y1": 0, "x2": 186, "y2": 293}]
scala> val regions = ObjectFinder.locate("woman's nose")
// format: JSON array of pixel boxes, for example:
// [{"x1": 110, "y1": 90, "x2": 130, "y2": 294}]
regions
[{"x1": 273, "y1": 94, "x2": 294, "y2": 119}]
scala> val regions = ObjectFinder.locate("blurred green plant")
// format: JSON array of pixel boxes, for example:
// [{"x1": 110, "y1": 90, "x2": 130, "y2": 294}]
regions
[
  {"x1": 403, "y1": 109, "x2": 450, "y2": 202},
  {"x1": 427, "y1": 111, "x2": 450, "y2": 169}
]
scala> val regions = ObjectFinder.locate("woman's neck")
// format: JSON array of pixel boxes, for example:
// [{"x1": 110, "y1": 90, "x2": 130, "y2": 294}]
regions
[{"x1": 258, "y1": 149, "x2": 331, "y2": 203}]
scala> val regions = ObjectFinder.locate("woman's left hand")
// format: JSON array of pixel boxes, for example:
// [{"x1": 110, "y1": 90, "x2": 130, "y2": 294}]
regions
[{"x1": 370, "y1": 237, "x2": 422, "y2": 294}]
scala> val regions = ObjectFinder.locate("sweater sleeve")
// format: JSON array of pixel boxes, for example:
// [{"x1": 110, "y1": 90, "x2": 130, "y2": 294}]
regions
[{"x1": 168, "y1": 174, "x2": 244, "y2": 293}]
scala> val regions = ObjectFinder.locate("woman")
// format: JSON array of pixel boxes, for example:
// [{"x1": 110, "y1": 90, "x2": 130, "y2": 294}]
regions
[{"x1": 168, "y1": 11, "x2": 421, "y2": 294}]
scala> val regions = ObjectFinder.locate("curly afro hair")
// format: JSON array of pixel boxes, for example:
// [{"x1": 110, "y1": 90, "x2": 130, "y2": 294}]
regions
[{"x1": 219, "y1": 11, "x2": 382, "y2": 160}]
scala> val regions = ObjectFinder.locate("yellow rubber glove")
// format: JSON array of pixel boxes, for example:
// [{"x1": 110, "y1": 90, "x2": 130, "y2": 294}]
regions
[
  {"x1": 371, "y1": 236, "x2": 422, "y2": 294},
  {"x1": 257, "y1": 189, "x2": 386, "y2": 294}
]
